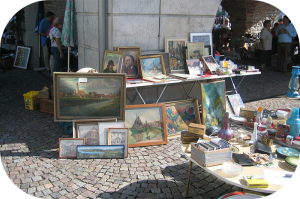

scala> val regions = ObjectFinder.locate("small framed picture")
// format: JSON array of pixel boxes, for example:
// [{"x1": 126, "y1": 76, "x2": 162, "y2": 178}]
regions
[
  {"x1": 59, "y1": 138, "x2": 85, "y2": 158},
  {"x1": 98, "y1": 122, "x2": 125, "y2": 145},
  {"x1": 116, "y1": 46, "x2": 141, "y2": 78},
  {"x1": 102, "y1": 50, "x2": 123, "y2": 73},
  {"x1": 139, "y1": 55, "x2": 166, "y2": 78},
  {"x1": 13, "y1": 46, "x2": 31, "y2": 69},
  {"x1": 77, "y1": 145, "x2": 125, "y2": 159},
  {"x1": 190, "y1": 33, "x2": 213, "y2": 55},
  {"x1": 186, "y1": 42, "x2": 205, "y2": 60},
  {"x1": 186, "y1": 59, "x2": 201, "y2": 75},
  {"x1": 108, "y1": 128, "x2": 129, "y2": 158},
  {"x1": 76, "y1": 123, "x2": 99, "y2": 145},
  {"x1": 201, "y1": 55, "x2": 219, "y2": 73},
  {"x1": 164, "y1": 37, "x2": 188, "y2": 73},
  {"x1": 145, "y1": 52, "x2": 171, "y2": 74}
]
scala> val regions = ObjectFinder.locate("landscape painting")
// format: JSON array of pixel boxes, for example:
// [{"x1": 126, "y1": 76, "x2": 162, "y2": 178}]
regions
[
  {"x1": 164, "y1": 99, "x2": 200, "y2": 139},
  {"x1": 140, "y1": 55, "x2": 166, "y2": 78},
  {"x1": 77, "y1": 145, "x2": 124, "y2": 159},
  {"x1": 53, "y1": 73, "x2": 126, "y2": 122},
  {"x1": 200, "y1": 81, "x2": 226, "y2": 128},
  {"x1": 125, "y1": 104, "x2": 168, "y2": 147}
]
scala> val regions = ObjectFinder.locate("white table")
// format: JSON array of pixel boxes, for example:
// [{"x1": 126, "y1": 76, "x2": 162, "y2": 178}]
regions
[{"x1": 126, "y1": 72, "x2": 261, "y2": 104}]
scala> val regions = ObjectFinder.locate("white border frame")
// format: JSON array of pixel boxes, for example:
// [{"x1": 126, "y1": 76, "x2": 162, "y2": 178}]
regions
[
  {"x1": 190, "y1": 33, "x2": 213, "y2": 56},
  {"x1": 108, "y1": 128, "x2": 129, "y2": 158},
  {"x1": 98, "y1": 122, "x2": 125, "y2": 145}
]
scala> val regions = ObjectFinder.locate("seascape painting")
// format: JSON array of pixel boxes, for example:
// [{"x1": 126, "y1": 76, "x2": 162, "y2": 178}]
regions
[
  {"x1": 125, "y1": 104, "x2": 168, "y2": 147},
  {"x1": 54, "y1": 73, "x2": 126, "y2": 122},
  {"x1": 165, "y1": 99, "x2": 200, "y2": 139},
  {"x1": 201, "y1": 81, "x2": 226, "y2": 128},
  {"x1": 77, "y1": 145, "x2": 124, "y2": 159}
]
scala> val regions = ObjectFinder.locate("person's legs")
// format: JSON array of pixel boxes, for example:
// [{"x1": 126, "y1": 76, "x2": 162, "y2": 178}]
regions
[
  {"x1": 277, "y1": 43, "x2": 283, "y2": 71},
  {"x1": 51, "y1": 47, "x2": 61, "y2": 72},
  {"x1": 42, "y1": 45, "x2": 50, "y2": 70},
  {"x1": 282, "y1": 43, "x2": 291, "y2": 72}
]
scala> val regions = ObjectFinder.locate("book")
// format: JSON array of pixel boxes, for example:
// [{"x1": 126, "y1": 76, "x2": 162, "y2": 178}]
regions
[
  {"x1": 167, "y1": 73, "x2": 203, "y2": 80},
  {"x1": 243, "y1": 175, "x2": 269, "y2": 188}
]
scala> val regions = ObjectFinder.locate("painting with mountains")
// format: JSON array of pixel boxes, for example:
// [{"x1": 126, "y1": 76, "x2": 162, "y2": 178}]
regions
[{"x1": 54, "y1": 73, "x2": 126, "y2": 121}]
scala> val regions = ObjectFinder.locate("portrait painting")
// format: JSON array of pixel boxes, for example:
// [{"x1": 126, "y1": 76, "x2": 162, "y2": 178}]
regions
[
  {"x1": 59, "y1": 138, "x2": 85, "y2": 158},
  {"x1": 187, "y1": 42, "x2": 205, "y2": 60},
  {"x1": 164, "y1": 37, "x2": 188, "y2": 73},
  {"x1": 139, "y1": 55, "x2": 166, "y2": 78},
  {"x1": 116, "y1": 47, "x2": 141, "y2": 78},
  {"x1": 77, "y1": 145, "x2": 124, "y2": 159},
  {"x1": 108, "y1": 128, "x2": 129, "y2": 158},
  {"x1": 200, "y1": 81, "x2": 226, "y2": 128},
  {"x1": 164, "y1": 99, "x2": 200, "y2": 139},
  {"x1": 102, "y1": 50, "x2": 123, "y2": 73},
  {"x1": 77, "y1": 123, "x2": 99, "y2": 145},
  {"x1": 227, "y1": 94, "x2": 245, "y2": 116},
  {"x1": 125, "y1": 104, "x2": 168, "y2": 147},
  {"x1": 53, "y1": 73, "x2": 126, "y2": 122}
]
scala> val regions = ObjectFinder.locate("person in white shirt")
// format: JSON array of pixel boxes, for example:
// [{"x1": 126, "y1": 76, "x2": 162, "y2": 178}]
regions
[{"x1": 258, "y1": 20, "x2": 272, "y2": 71}]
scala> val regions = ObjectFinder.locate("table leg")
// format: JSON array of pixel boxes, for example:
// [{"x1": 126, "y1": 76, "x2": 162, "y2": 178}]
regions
[{"x1": 185, "y1": 160, "x2": 192, "y2": 197}]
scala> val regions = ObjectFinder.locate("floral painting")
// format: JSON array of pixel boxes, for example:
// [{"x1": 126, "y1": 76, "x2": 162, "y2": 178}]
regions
[{"x1": 201, "y1": 81, "x2": 226, "y2": 128}]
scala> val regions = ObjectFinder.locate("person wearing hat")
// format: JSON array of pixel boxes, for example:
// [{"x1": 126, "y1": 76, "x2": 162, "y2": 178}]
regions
[{"x1": 103, "y1": 60, "x2": 116, "y2": 73}]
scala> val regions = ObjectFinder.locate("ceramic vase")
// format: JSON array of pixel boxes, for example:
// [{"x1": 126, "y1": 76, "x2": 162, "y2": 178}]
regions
[
  {"x1": 288, "y1": 108, "x2": 300, "y2": 138},
  {"x1": 286, "y1": 108, "x2": 299, "y2": 126},
  {"x1": 218, "y1": 112, "x2": 233, "y2": 141}
]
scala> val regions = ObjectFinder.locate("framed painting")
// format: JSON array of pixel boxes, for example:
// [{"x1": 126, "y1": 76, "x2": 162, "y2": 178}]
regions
[
  {"x1": 200, "y1": 81, "x2": 226, "y2": 128},
  {"x1": 59, "y1": 138, "x2": 85, "y2": 158},
  {"x1": 146, "y1": 52, "x2": 171, "y2": 74},
  {"x1": 125, "y1": 104, "x2": 168, "y2": 147},
  {"x1": 108, "y1": 128, "x2": 129, "y2": 158},
  {"x1": 53, "y1": 73, "x2": 126, "y2": 122},
  {"x1": 204, "y1": 45, "x2": 211, "y2": 56},
  {"x1": 98, "y1": 121, "x2": 125, "y2": 145},
  {"x1": 72, "y1": 119, "x2": 117, "y2": 138},
  {"x1": 102, "y1": 50, "x2": 123, "y2": 73},
  {"x1": 76, "y1": 123, "x2": 99, "y2": 145},
  {"x1": 190, "y1": 33, "x2": 213, "y2": 55},
  {"x1": 164, "y1": 99, "x2": 201, "y2": 139},
  {"x1": 201, "y1": 55, "x2": 219, "y2": 73},
  {"x1": 77, "y1": 145, "x2": 124, "y2": 159},
  {"x1": 13, "y1": 46, "x2": 31, "y2": 69},
  {"x1": 227, "y1": 94, "x2": 245, "y2": 116},
  {"x1": 187, "y1": 42, "x2": 204, "y2": 60},
  {"x1": 139, "y1": 55, "x2": 166, "y2": 78},
  {"x1": 116, "y1": 46, "x2": 141, "y2": 78},
  {"x1": 186, "y1": 59, "x2": 201, "y2": 75},
  {"x1": 164, "y1": 37, "x2": 188, "y2": 73}
]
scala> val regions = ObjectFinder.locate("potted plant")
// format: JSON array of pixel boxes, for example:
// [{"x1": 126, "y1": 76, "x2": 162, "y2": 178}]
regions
[{"x1": 5, "y1": 8, "x2": 25, "y2": 45}]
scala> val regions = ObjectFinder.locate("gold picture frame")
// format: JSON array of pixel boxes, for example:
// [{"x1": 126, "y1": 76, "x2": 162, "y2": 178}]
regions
[
  {"x1": 139, "y1": 55, "x2": 166, "y2": 79},
  {"x1": 53, "y1": 72, "x2": 126, "y2": 122},
  {"x1": 164, "y1": 37, "x2": 188, "y2": 73},
  {"x1": 116, "y1": 46, "x2": 142, "y2": 78},
  {"x1": 102, "y1": 50, "x2": 124, "y2": 73},
  {"x1": 187, "y1": 42, "x2": 205, "y2": 60}
]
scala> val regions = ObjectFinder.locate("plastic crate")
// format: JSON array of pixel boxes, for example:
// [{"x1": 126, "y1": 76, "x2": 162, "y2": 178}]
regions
[{"x1": 23, "y1": 91, "x2": 40, "y2": 110}]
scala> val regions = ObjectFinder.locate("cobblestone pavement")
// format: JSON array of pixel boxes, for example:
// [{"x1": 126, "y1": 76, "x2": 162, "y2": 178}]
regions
[{"x1": 1, "y1": 66, "x2": 300, "y2": 199}]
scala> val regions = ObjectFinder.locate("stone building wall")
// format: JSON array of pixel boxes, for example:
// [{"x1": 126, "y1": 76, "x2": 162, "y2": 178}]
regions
[{"x1": 44, "y1": 0, "x2": 67, "y2": 18}]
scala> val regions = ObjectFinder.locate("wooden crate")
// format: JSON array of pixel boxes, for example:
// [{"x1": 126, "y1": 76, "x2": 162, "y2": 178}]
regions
[
  {"x1": 188, "y1": 123, "x2": 206, "y2": 135},
  {"x1": 40, "y1": 98, "x2": 54, "y2": 114}
]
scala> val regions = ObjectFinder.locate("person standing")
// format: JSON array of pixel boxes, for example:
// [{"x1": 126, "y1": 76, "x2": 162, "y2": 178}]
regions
[
  {"x1": 38, "y1": 11, "x2": 54, "y2": 71},
  {"x1": 258, "y1": 20, "x2": 272, "y2": 71},
  {"x1": 49, "y1": 17, "x2": 64, "y2": 73},
  {"x1": 275, "y1": 15, "x2": 297, "y2": 73}
]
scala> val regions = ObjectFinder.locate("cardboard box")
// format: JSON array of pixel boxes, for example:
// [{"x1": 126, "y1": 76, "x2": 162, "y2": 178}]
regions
[
  {"x1": 240, "y1": 108, "x2": 255, "y2": 119},
  {"x1": 37, "y1": 90, "x2": 50, "y2": 99},
  {"x1": 191, "y1": 142, "x2": 232, "y2": 167},
  {"x1": 39, "y1": 98, "x2": 54, "y2": 114},
  {"x1": 188, "y1": 123, "x2": 206, "y2": 135},
  {"x1": 181, "y1": 131, "x2": 201, "y2": 144}
]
